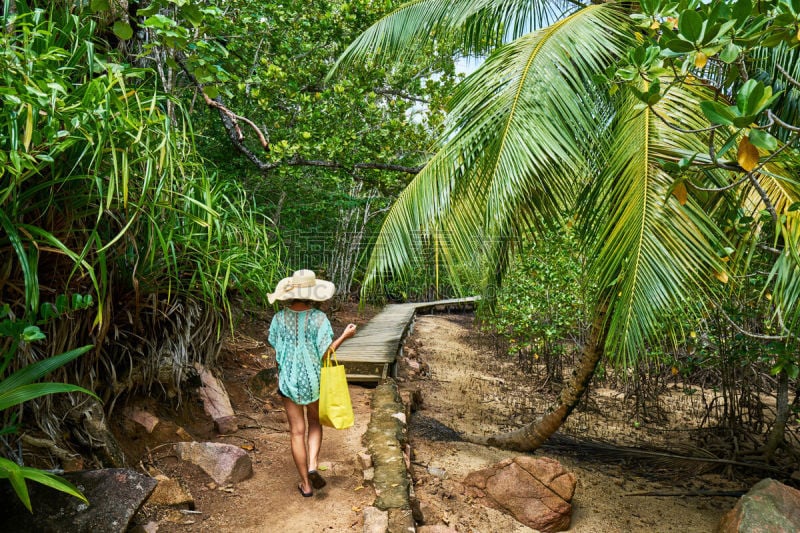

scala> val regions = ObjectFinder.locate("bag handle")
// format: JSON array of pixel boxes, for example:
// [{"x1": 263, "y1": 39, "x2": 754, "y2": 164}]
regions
[{"x1": 324, "y1": 347, "x2": 338, "y2": 368}]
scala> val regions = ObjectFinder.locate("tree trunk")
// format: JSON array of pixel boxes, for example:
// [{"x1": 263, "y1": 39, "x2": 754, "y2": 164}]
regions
[
  {"x1": 465, "y1": 299, "x2": 609, "y2": 452},
  {"x1": 763, "y1": 368, "x2": 790, "y2": 460}
]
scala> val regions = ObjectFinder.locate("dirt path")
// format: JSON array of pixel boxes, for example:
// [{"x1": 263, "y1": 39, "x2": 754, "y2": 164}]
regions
[
  {"x1": 132, "y1": 309, "x2": 748, "y2": 532},
  {"x1": 401, "y1": 314, "x2": 740, "y2": 532},
  {"x1": 137, "y1": 383, "x2": 376, "y2": 532}
]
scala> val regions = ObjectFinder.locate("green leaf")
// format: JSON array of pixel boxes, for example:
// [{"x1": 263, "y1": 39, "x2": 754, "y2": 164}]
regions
[
  {"x1": 0, "y1": 457, "x2": 31, "y2": 512},
  {"x1": 719, "y1": 42, "x2": 741, "y2": 64},
  {"x1": 0, "y1": 383, "x2": 97, "y2": 411},
  {"x1": 665, "y1": 38, "x2": 695, "y2": 53},
  {"x1": 16, "y1": 467, "x2": 88, "y2": 504},
  {"x1": 732, "y1": 0, "x2": 752, "y2": 24},
  {"x1": 0, "y1": 346, "x2": 93, "y2": 396},
  {"x1": 90, "y1": 0, "x2": 110, "y2": 12},
  {"x1": 732, "y1": 114, "x2": 757, "y2": 128},
  {"x1": 700, "y1": 101, "x2": 735, "y2": 125},
  {"x1": 181, "y1": 5, "x2": 204, "y2": 27},
  {"x1": 21, "y1": 326, "x2": 45, "y2": 342},
  {"x1": 204, "y1": 85, "x2": 219, "y2": 99},
  {"x1": 748, "y1": 129, "x2": 778, "y2": 151},
  {"x1": 0, "y1": 457, "x2": 88, "y2": 512},
  {"x1": 136, "y1": 3, "x2": 160, "y2": 16},
  {"x1": 678, "y1": 9, "x2": 704, "y2": 43},
  {"x1": 112, "y1": 21, "x2": 134, "y2": 41}
]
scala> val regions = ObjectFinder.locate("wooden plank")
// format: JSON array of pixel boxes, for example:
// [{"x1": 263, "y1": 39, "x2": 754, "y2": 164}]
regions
[{"x1": 338, "y1": 297, "x2": 478, "y2": 381}]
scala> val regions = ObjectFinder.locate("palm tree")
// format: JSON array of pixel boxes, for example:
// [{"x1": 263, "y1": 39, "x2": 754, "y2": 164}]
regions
[{"x1": 330, "y1": 0, "x2": 800, "y2": 451}]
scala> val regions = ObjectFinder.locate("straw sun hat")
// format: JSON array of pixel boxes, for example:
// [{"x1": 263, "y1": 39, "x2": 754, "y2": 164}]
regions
[{"x1": 268, "y1": 269, "x2": 335, "y2": 304}]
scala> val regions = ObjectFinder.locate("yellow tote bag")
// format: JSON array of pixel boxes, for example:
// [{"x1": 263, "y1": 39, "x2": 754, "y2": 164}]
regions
[{"x1": 319, "y1": 350, "x2": 354, "y2": 429}]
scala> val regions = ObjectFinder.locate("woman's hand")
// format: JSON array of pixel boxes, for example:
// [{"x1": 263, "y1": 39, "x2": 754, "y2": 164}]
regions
[{"x1": 343, "y1": 323, "x2": 357, "y2": 338}]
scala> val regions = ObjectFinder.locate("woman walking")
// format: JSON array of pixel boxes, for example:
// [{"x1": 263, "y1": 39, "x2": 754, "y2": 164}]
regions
[{"x1": 268, "y1": 269, "x2": 356, "y2": 497}]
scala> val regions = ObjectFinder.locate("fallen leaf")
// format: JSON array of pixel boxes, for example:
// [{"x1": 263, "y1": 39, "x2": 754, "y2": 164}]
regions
[
  {"x1": 354, "y1": 485, "x2": 364, "y2": 491},
  {"x1": 714, "y1": 270, "x2": 729, "y2": 283},
  {"x1": 239, "y1": 444, "x2": 255, "y2": 451}
]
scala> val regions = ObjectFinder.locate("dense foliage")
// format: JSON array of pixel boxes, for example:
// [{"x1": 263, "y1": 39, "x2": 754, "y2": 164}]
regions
[
  {"x1": 0, "y1": 0, "x2": 450, "y2": 502},
  {"x1": 136, "y1": 0, "x2": 457, "y2": 295},
  {"x1": 334, "y1": 0, "x2": 800, "y2": 454}
]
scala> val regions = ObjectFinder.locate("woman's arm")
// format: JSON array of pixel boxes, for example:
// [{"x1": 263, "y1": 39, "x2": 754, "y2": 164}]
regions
[{"x1": 325, "y1": 323, "x2": 357, "y2": 358}]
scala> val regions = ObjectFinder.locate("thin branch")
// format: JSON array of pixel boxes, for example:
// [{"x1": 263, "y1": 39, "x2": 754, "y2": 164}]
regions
[
  {"x1": 766, "y1": 110, "x2": 800, "y2": 133},
  {"x1": 290, "y1": 157, "x2": 423, "y2": 174},
  {"x1": 176, "y1": 58, "x2": 423, "y2": 175},
  {"x1": 374, "y1": 88, "x2": 430, "y2": 104},
  {"x1": 749, "y1": 173, "x2": 778, "y2": 223},
  {"x1": 202, "y1": 94, "x2": 270, "y2": 150},
  {"x1": 711, "y1": 301, "x2": 790, "y2": 341},
  {"x1": 775, "y1": 63, "x2": 800, "y2": 90},
  {"x1": 758, "y1": 243, "x2": 782, "y2": 255},
  {"x1": 685, "y1": 173, "x2": 750, "y2": 193},
  {"x1": 650, "y1": 107, "x2": 721, "y2": 134}
]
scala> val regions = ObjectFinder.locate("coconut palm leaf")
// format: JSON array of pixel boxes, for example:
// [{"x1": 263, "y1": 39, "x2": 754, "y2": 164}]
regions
[
  {"x1": 579, "y1": 82, "x2": 729, "y2": 366},
  {"x1": 362, "y1": 4, "x2": 631, "y2": 296},
  {"x1": 329, "y1": 0, "x2": 580, "y2": 76}
]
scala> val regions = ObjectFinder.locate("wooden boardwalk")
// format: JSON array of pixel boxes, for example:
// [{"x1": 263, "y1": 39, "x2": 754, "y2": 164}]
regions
[{"x1": 336, "y1": 297, "x2": 479, "y2": 382}]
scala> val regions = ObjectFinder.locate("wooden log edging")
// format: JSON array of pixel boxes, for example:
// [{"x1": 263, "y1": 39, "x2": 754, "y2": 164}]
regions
[
  {"x1": 359, "y1": 298, "x2": 480, "y2": 531},
  {"x1": 364, "y1": 380, "x2": 416, "y2": 533}
]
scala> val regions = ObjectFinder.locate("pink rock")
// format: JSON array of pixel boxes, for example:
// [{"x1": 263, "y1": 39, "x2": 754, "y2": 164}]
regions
[
  {"x1": 717, "y1": 478, "x2": 800, "y2": 533},
  {"x1": 463, "y1": 456, "x2": 576, "y2": 533},
  {"x1": 127, "y1": 407, "x2": 160, "y2": 433},
  {"x1": 175, "y1": 441, "x2": 253, "y2": 485}
]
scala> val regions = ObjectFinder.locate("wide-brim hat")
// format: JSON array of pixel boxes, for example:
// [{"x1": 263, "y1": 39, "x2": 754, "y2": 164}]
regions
[{"x1": 268, "y1": 269, "x2": 335, "y2": 304}]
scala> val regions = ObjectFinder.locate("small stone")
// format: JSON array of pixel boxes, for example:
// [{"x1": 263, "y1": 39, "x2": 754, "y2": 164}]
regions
[
  {"x1": 363, "y1": 467, "x2": 375, "y2": 482},
  {"x1": 363, "y1": 506, "x2": 388, "y2": 533},
  {"x1": 214, "y1": 416, "x2": 238, "y2": 435},
  {"x1": 175, "y1": 441, "x2": 253, "y2": 485},
  {"x1": 427, "y1": 466, "x2": 447, "y2": 479},
  {"x1": 62, "y1": 455, "x2": 84, "y2": 472},
  {"x1": 175, "y1": 427, "x2": 193, "y2": 441},
  {"x1": 357, "y1": 451, "x2": 373, "y2": 469},
  {"x1": 417, "y1": 526, "x2": 459, "y2": 533},
  {"x1": 147, "y1": 475, "x2": 194, "y2": 508},
  {"x1": 128, "y1": 521, "x2": 159, "y2": 533},
  {"x1": 128, "y1": 407, "x2": 161, "y2": 433}
]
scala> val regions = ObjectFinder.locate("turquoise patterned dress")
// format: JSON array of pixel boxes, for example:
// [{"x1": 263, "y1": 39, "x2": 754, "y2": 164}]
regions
[{"x1": 268, "y1": 308, "x2": 334, "y2": 405}]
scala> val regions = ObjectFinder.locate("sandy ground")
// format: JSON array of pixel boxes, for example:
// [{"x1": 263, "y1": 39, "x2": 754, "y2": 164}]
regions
[
  {"x1": 129, "y1": 309, "x2": 754, "y2": 532},
  {"x1": 401, "y1": 314, "x2": 744, "y2": 533}
]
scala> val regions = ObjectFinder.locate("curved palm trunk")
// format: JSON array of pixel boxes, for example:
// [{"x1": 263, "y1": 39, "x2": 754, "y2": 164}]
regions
[{"x1": 466, "y1": 298, "x2": 609, "y2": 452}]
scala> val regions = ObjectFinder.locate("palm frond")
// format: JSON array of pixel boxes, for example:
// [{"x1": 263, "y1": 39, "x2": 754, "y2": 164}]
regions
[
  {"x1": 580, "y1": 82, "x2": 729, "y2": 366},
  {"x1": 362, "y1": 4, "x2": 630, "y2": 295},
  {"x1": 328, "y1": 0, "x2": 580, "y2": 79}
]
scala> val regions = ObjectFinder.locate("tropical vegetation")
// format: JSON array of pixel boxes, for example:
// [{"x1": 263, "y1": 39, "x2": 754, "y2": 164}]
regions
[
  {"x1": 331, "y1": 0, "x2": 800, "y2": 454},
  {"x1": 3, "y1": 0, "x2": 800, "y2": 514},
  {"x1": 0, "y1": 0, "x2": 445, "y2": 510}
]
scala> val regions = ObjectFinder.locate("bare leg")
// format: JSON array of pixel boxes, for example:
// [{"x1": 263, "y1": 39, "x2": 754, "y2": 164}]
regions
[
  {"x1": 283, "y1": 397, "x2": 312, "y2": 494},
  {"x1": 306, "y1": 400, "x2": 322, "y2": 472}
]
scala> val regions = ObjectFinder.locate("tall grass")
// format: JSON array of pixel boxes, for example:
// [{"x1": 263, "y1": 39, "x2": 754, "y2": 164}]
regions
[{"x1": 1, "y1": 4, "x2": 281, "y2": 449}]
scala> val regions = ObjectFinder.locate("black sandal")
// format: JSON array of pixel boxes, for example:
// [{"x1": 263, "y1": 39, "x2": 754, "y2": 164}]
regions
[
  {"x1": 308, "y1": 470, "x2": 327, "y2": 490},
  {"x1": 298, "y1": 483, "x2": 313, "y2": 497}
]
